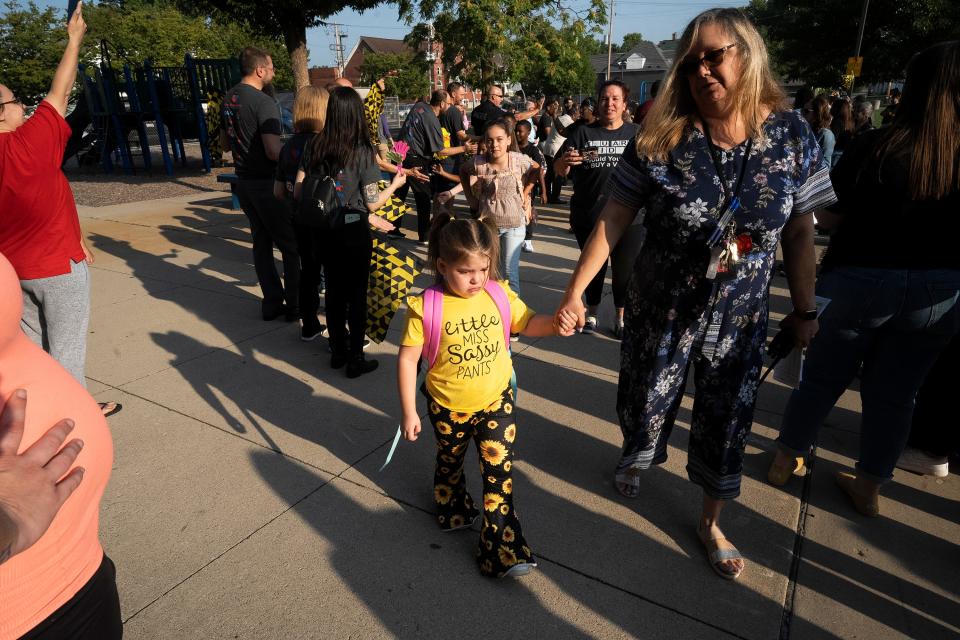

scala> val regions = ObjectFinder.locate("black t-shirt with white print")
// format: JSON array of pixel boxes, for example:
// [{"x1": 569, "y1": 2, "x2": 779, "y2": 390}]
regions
[{"x1": 559, "y1": 120, "x2": 639, "y2": 226}]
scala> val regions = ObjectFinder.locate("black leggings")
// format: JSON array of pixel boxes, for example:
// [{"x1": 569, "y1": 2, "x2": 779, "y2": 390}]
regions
[
  {"x1": 294, "y1": 223, "x2": 325, "y2": 333},
  {"x1": 323, "y1": 223, "x2": 373, "y2": 356},
  {"x1": 395, "y1": 157, "x2": 434, "y2": 241},
  {"x1": 23, "y1": 554, "x2": 122, "y2": 640}
]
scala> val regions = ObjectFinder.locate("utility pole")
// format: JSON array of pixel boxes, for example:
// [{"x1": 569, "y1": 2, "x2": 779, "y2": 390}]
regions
[
  {"x1": 425, "y1": 22, "x2": 436, "y2": 90},
  {"x1": 854, "y1": 0, "x2": 870, "y2": 57},
  {"x1": 605, "y1": 0, "x2": 615, "y2": 80},
  {"x1": 329, "y1": 23, "x2": 347, "y2": 77}
]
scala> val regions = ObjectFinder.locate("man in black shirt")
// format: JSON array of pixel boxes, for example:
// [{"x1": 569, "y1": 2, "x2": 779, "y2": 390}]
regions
[
  {"x1": 470, "y1": 84, "x2": 539, "y2": 137},
  {"x1": 223, "y1": 46, "x2": 299, "y2": 321},
  {"x1": 555, "y1": 80, "x2": 642, "y2": 337},
  {"x1": 394, "y1": 90, "x2": 473, "y2": 242}
]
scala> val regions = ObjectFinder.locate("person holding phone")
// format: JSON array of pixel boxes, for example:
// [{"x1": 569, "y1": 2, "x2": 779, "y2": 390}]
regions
[{"x1": 554, "y1": 80, "x2": 642, "y2": 336}]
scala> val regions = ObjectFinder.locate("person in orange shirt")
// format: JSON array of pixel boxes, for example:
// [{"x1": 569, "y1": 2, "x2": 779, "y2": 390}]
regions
[{"x1": 0, "y1": 250, "x2": 118, "y2": 640}]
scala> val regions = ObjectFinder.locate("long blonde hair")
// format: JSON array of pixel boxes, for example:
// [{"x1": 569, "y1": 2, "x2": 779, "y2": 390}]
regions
[
  {"x1": 293, "y1": 86, "x2": 329, "y2": 134},
  {"x1": 637, "y1": 8, "x2": 785, "y2": 161}
]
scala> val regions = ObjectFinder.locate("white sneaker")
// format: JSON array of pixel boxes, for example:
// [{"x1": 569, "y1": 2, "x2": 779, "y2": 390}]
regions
[
  {"x1": 521, "y1": 240, "x2": 535, "y2": 253},
  {"x1": 581, "y1": 316, "x2": 598, "y2": 334},
  {"x1": 896, "y1": 447, "x2": 949, "y2": 477}
]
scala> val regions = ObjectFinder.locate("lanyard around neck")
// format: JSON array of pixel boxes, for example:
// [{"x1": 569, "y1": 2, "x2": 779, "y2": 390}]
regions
[{"x1": 701, "y1": 118, "x2": 753, "y2": 215}]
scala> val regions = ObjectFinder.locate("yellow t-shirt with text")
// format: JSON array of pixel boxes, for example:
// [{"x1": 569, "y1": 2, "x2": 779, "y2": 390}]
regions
[{"x1": 401, "y1": 281, "x2": 535, "y2": 412}]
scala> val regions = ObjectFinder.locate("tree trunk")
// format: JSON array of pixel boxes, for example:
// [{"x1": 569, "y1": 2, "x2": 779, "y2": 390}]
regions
[{"x1": 283, "y1": 20, "x2": 309, "y2": 89}]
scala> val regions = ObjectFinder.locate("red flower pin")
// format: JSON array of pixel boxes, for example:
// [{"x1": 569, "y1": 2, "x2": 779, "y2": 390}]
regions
[{"x1": 736, "y1": 233, "x2": 752, "y2": 253}]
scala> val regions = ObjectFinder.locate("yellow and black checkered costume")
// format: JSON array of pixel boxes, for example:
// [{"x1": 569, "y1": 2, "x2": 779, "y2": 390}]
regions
[{"x1": 362, "y1": 82, "x2": 419, "y2": 343}]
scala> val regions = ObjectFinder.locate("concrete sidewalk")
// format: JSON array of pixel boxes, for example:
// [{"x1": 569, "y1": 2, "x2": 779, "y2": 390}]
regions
[{"x1": 77, "y1": 190, "x2": 959, "y2": 639}]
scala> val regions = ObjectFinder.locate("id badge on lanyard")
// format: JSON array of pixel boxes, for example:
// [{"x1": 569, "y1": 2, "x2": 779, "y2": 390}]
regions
[{"x1": 702, "y1": 122, "x2": 752, "y2": 280}]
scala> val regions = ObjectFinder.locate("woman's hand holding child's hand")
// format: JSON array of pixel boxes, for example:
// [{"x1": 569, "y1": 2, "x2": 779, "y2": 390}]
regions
[
  {"x1": 556, "y1": 309, "x2": 579, "y2": 336},
  {"x1": 401, "y1": 414, "x2": 421, "y2": 442}
]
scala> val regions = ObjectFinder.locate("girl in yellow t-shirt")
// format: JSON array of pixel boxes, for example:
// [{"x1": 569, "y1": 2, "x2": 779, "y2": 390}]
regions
[{"x1": 397, "y1": 214, "x2": 572, "y2": 578}]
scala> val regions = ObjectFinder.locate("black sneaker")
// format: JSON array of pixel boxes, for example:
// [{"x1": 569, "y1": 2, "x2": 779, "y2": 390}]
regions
[{"x1": 346, "y1": 355, "x2": 379, "y2": 378}]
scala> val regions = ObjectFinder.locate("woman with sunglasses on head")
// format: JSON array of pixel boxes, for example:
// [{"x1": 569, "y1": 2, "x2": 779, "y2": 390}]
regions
[{"x1": 555, "y1": 8, "x2": 835, "y2": 580}]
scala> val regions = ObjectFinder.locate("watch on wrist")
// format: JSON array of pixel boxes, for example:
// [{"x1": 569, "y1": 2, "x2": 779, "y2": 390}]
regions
[{"x1": 792, "y1": 309, "x2": 818, "y2": 321}]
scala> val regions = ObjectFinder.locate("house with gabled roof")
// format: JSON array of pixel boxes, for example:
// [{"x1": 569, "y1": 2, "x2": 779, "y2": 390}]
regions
[{"x1": 590, "y1": 40, "x2": 671, "y2": 103}]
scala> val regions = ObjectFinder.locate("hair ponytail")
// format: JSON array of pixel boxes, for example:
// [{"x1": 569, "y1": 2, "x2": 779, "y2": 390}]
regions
[{"x1": 427, "y1": 214, "x2": 500, "y2": 284}]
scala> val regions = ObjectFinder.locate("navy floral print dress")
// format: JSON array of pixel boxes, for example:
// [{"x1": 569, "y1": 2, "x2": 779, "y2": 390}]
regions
[{"x1": 606, "y1": 110, "x2": 837, "y2": 500}]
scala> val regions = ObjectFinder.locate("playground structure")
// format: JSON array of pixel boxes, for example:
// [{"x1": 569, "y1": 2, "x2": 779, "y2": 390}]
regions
[{"x1": 71, "y1": 47, "x2": 241, "y2": 176}]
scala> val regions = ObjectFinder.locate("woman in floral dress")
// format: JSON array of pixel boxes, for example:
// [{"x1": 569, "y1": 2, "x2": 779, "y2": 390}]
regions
[{"x1": 555, "y1": 8, "x2": 836, "y2": 580}]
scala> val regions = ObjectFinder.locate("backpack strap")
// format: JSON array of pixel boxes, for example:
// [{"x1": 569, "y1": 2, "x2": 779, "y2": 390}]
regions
[
  {"x1": 484, "y1": 280, "x2": 512, "y2": 347},
  {"x1": 421, "y1": 285, "x2": 444, "y2": 368}
]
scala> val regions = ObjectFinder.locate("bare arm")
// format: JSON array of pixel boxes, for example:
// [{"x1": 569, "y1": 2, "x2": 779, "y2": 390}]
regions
[
  {"x1": 459, "y1": 162, "x2": 480, "y2": 211},
  {"x1": 44, "y1": 3, "x2": 86, "y2": 116},
  {"x1": 556, "y1": 198, "x2": 637, "y2": 329},
  {"x1": 273, "y1": 180, "x2": 286, "y2": 201},
  {"x1": 397, "y1": 345, "x2": 422, "y2": 441},
  {"x1": 515, "y1": 107, "x2": 540, "y2": 121},
  {"x1": 779, "y1": 212, "x2": 819, "y2": 346},
  {"x1": 293, "y1": 169, "x2": 306, "y2": 201},
  {"x1": 262, "y1": 133, "x2": 282, "y2": 162},
  {"x1": 364, "y1": 171, "x2": 406, "y2": 212},
  {"x1": 520, "y1": 314, "x2": 559, "y2": 337}
]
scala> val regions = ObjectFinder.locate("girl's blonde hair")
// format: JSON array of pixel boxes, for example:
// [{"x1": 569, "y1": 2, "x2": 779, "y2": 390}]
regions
[
  {"x1": 427, "y1": 213, "x2": 501, "y2": 284},
  {"x1": 293, "y1": 86, "x2": 329, "y2": 134},
  {"x1": 637, "y1": 8, "x2": 786, "y2": 161}
]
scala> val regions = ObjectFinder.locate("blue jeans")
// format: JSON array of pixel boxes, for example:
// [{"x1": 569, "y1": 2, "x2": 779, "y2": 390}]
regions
[
  {"x1": 499, "y1": 224, "x2": 525, "y2": 294},
  {"x1": 777, "y1": 267, "x2": 960, "y2": 483}
]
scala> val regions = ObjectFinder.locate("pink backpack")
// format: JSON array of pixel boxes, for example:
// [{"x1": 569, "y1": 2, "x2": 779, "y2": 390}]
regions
[{"x1": 421, "y1": 280, "x2": 512, "y2": 369}]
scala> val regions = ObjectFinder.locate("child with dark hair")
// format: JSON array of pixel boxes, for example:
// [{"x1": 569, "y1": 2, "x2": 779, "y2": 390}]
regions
[
  {"x1": 293, "y1": 87, "x2": 405, "y2": 377},
  {"x1": 514, "y1": 120, "x2": 547, "y2": 252},
  {"x1": 396, "y1": 214, "x2": 573, "y2": 577}
]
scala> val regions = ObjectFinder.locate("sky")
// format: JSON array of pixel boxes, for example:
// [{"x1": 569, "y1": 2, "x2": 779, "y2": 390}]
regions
[
  {"x1": 309, "y1": 1, "x2": 732, "y2": 68},
  {"x1": 33, "y1": 0, "x2": 735, "y2": 68}
]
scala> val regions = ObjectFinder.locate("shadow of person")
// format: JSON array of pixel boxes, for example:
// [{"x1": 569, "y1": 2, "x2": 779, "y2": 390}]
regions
[{"x1": 245, "y1": 449, "x2": 729, "y2": 639}]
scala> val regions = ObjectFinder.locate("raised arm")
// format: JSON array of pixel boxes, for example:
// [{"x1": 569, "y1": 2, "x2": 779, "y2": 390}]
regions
[{"x1": 44, "y1": 3, "x2": 86, "y2": 116}]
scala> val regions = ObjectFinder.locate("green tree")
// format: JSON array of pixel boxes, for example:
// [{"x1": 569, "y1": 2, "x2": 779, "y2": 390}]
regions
[
  {"x1": 0, "y1": 1, "x2": 67, "y2": 104},
  {"x1": 514, "y1": 19, "x2": 598, "y2": 97},
  {"x1": 178, "y1": 0, "x2": 384, "y2": 89},
  {"x1": 399, "y1": 0, "x2": 606, "y2": 89},
  {"x1": 360, "y1": 51, "x2": 429, "y2": 100},
  {"x1": 0, "y1": 0, "x2": 294, "y2": 106},
  {"x1": 618, "y1": 32, "x2": 644, "y2": 53},
  {"x1": 747, "y1": 0, "x2": 960, "y2": 87},
  {"x1": 83, "y1": 0, "x2": 293, "y2": 89}
]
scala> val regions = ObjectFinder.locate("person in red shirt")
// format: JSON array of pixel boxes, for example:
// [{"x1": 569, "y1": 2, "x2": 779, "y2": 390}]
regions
[{"x1": 0, "y1": 3, "x2": 120, "y2": 418}]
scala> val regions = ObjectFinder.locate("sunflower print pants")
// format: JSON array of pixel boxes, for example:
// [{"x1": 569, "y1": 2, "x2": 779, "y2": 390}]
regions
[{"x1": 428, "y1": 384, "x2": 535, "y2": 577}]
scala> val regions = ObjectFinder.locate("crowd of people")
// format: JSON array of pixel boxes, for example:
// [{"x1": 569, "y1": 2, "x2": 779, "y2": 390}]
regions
[{"x1": 1, "y1": 1, "x2": 957, "y2": 636}]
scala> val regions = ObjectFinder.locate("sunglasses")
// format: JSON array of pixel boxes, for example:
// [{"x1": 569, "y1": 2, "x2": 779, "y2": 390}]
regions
[{"x1": 679, "y1": 43, "x2": 737, "y2": 76}]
